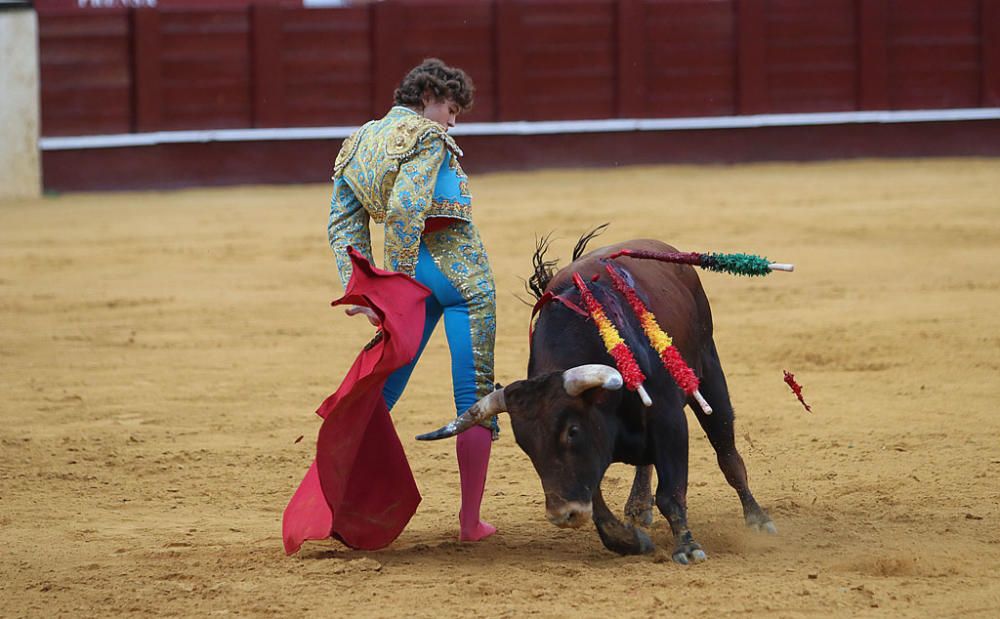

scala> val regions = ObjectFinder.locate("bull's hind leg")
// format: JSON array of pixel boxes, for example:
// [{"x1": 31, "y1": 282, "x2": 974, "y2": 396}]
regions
[
  {"x1": 692, "y1": 341, "x2": 776, "y2": 534},
  {"x1": 624, "y1": 465, "x2": 654, "y2": 527}
]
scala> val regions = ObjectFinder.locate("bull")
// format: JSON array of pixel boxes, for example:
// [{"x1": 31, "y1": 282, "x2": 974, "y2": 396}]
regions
[{"x1": 417, "y1": 231, "x2": 776, "y2": 563}]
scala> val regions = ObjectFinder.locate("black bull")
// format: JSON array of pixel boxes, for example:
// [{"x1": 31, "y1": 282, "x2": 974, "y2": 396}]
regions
[{"x1": 418, "y1": 238, "x2": 775, "y2": 563}]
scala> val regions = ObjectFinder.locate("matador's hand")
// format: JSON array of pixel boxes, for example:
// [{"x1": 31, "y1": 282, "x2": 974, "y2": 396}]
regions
[{"x1": 345, "y1": 305, "x2": 381, "y2": 327}]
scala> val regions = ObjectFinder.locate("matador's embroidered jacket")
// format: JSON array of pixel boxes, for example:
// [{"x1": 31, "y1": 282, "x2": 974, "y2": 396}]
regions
[
  {"x1": 327, "y1": 106, "x2": 497, "y2": 404},
  {"x1": 328, "y1": 105, "x2": 474, "y2": 285}
]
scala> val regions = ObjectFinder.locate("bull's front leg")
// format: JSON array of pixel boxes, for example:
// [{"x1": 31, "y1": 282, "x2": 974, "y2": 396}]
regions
[
  {"x1": 592, "y1": 484, "x2": 654, "y2": 555},
  {"x1": 653, "y1": 412, "x2": 707, "y2": 565},
  {"x1": 655, "y1": 490, "x2": 707, "y2": 565}
]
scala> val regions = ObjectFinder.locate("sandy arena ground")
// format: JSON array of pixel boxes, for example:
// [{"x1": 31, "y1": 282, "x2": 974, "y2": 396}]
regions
[{"x1": 2, "y1": 158, "x2": 999, "y2": 617}]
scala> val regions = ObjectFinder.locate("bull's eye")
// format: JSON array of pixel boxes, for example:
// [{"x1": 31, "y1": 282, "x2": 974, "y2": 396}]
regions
[{"x1": 566, "y1": 425, "x2": 581, "y2": 443}]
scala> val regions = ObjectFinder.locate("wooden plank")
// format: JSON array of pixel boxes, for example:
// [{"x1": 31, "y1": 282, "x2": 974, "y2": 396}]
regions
[
  {"x1": 889, "y1": 43, "x2": 980, "y2": 68},
  {"x1": 41, "y1": 38, "x2": 130, "y2": 63},
  {"x1": 643, "y1": 0, "x2": 737, "y2": 118},
  {"x1": 283, "y1": 30, "x2": 370, "y2": 53},
  {"x1": 886, "y1": 0, "x2": 981, "y2": 109},
  {"x1": 251, "y1": 4, "x2": 285, "y2": 127},
  {"x1": 282, "y1": 8, "x2": 369, "y2": 35},
  {"x1": 41, "y1": 62, "x2": 129, "y2": 88},
  {"x1": 37, "y1": 12, "x2": 132, "y2": 136},
  {"x1": 644, "y1": 92, "x2": 737, "y2": 117},
  {"x1": 515, "y1": 0, "x2": 616, "y2": 120},
  {"x1": 161, "y1": 60, "x2": 250, "y2": 82},
  {"x1": 278, "y1": 6, "x2": 373, "y2": 127},
  {"x1": 758, "y1": 0, "x2": 858, "y2": 113},
  {"x1": 154, "y1": 9, "x2": 252, "y2": 129},
  {"x1": 519, "y1": 1, "x2": 613, "y2": 25},
  {"x1": 372, "y1": 1, "x2": 406, "y2": 114},
  {"x1": 985, "y1": 0, "x2": 1000, "y2": 105},
  {"x1": 42, "y1": 88, "x2": 132, "y2": 137},
  {"x1": 38, "y1": 14, "x2": 129, "y2": 37},
  {"x1": 523, "y1": 48, "x2": 615, "y2": 70},
  {"x1": 132, "y1": 7, "x2": 163, "y2": 132},
  {"x1": 159, "y1": 33, "x2": 251, "y2": 57},
  {"x1": 518, "y1": 22, "x2": 615, "y2": 44},
  {"x1": 158, "y1": 10, "x2": 249, "y2": 34},
  {"x1": 616, "y1": 0, "x2": 645, "y2": 117},
  {"x1": 381, "y1": 2, "x2": 495, "y2": 122},
  {"x1": 736, "y1": 0, "x2": 768, "y2": 114},
  {"x1": 858, "y1": 0, "x2": 890, "y2": 109},
  {"x1": 494, "y1": 0, "x2": 523, "y2": 120},
  {"x1": 888, "y1": 0, "x2": 978, "y2": 38},
  {"x1": 396, "y1": 26, "x2": 494, "y2": 49}
]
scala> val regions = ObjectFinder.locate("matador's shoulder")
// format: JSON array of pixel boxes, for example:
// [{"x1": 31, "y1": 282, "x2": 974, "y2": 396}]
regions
[
  {"x1": 333, "y1": 120, "x2": 374, "y2": 178},
  {"x1": 384, "y1": 114, "x2": 463, "y2": 161}
]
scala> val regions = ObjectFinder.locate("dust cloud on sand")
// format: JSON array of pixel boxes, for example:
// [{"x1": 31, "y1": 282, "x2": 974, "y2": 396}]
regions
[{"x1": 2, "y1": 159, "x2": 999, "y2": 617}]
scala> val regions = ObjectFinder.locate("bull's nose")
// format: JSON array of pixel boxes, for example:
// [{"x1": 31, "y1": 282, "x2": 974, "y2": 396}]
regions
[{"x1": 545, "y1": 501, "x2": 593, "y2": 529}]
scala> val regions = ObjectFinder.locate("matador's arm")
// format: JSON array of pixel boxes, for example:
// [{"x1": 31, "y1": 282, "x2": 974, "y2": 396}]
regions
[{"x1": 328, "y1": 181, "x2": 374, "y2": 288}]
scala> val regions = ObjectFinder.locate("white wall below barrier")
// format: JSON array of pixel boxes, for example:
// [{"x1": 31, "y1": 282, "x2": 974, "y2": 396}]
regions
[{"x1": 0, "y1": 3, "x2": 41, "y2": 200}]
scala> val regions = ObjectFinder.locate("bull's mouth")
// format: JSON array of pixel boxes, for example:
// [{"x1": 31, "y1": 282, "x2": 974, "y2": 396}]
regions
[{"x1": 545, "y1": 501, "x2": 593, "y2": 529}]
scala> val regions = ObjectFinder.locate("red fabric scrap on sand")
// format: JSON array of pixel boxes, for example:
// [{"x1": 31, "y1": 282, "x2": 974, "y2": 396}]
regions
[
  {"x1": 783, "y1": 370, "x2": 813, "y2": 413},
  {"x1": 282, "y1": 248, "x2": 431, "y2": 554}
]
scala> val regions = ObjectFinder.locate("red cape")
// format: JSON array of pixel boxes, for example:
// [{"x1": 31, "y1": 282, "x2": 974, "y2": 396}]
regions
[{"x1": 282, "y1": 249, "x2": 431, "y2": 554}]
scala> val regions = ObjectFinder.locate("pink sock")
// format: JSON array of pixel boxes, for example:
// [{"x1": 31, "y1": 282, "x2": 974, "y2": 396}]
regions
[{"x1": 456, "y1": 425, "x2": 497, "y2": 542}]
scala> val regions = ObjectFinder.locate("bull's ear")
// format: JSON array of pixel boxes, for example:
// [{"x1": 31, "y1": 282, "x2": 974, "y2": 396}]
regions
[{"x1": 495, "y1": 379, "x2": 526, "y2": 416}]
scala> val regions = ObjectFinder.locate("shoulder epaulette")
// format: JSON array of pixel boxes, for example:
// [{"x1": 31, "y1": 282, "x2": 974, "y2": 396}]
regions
[
  {"x1": 333, "y1": 121, "x2": 374, "y2": 178},
  {"x1": 386, "y1": 115, "x2": 463, "y2": 161}
]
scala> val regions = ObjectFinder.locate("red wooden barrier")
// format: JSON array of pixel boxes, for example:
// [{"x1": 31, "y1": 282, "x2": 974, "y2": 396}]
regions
[
  {"x1": 495, "y1": 0, "x2": 618, "y2": 121},
  {"x1": 35, "y1": 0, "x2": 1000, "y2": 136},
  {"x1": 158, "y1": 9, "x2": 253, "y2": 130},
  {"x1": 371, "y1": 2, "x2": 494, "y2": 122},
  {"x1": 615, "y1": 0, "x2": 644, "y2": 118},
  {"x1": 736, "y1": 0, "x2": 767, "y2": 114},
  {"x1": 251, "y1": 4, "x2": 284, "y2": 128},
  {"x1": 132, "y1": 8, "x2": 163, "y2": 132},
  {"x1": 641, "y1": 0, "x2": 737, "y2": 117},
  {"x1": 886, "y1": 0, "x2": 981, "y2": 109},
  {"x1": 985, "y1": 0, "x2": 1000, "y2": 106},
  {"x1": 858, "y1": 0, "x2": 890, "y2": 110},
  {"x1": 494, "y1": 0, "x2": 523, "y2": 120},
  {"x1": 264, "y1": 7, "x2": 373, "y2": 127},
  {"x1": 764, "y1": 0, "x2": 857, "y2": 112},
  {"x1": 37, "y1": 10, "x2": 132, "y2": 136}
]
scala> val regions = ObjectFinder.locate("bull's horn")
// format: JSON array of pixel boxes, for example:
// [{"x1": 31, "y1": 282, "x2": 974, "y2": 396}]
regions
[
  {"x1": 562, "y1": 364, "x2": 623, "y2": 396},
  {"x1": 415, "y1": 388, "x2": 507, "y2": 441}
]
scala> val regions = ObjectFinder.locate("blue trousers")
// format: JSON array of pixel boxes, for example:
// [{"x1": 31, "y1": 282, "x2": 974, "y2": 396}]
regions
[{"x1": 382, "y1": 242, "x2": 483, "y2": 417}]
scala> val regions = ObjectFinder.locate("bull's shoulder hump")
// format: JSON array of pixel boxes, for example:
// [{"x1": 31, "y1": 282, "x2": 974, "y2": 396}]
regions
[{"x1": 616, "y1": 239, "x2": 680, "y2": 254}]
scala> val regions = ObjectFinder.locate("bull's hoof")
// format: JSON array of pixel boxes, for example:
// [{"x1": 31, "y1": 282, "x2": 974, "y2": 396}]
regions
[
  {"x1": 671, "y1": 530, "x2": 707, "y2": 565},
  {"x1": 597, "y1": 523, "x2": 655, "y2": 556},
  {"x1": 672, "y1": 547, "x2": 708, "y2": 565},
  {"x1": 745, "y1": 509, "x2": 778, "y2": 535}
]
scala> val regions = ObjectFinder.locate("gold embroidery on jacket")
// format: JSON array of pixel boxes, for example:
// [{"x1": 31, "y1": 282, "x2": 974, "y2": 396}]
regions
[
  {"x1": 328, "y1": 179, "x2": 375, "y2": 286},
  {"x1": 332, "y1": 107, "x2": 462, "y2": 224}
]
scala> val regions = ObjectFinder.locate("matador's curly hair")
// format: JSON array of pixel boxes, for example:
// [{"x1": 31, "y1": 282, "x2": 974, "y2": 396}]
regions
[{"x1": 393, "y1": 58, "x2": 475, "y2": 112}]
